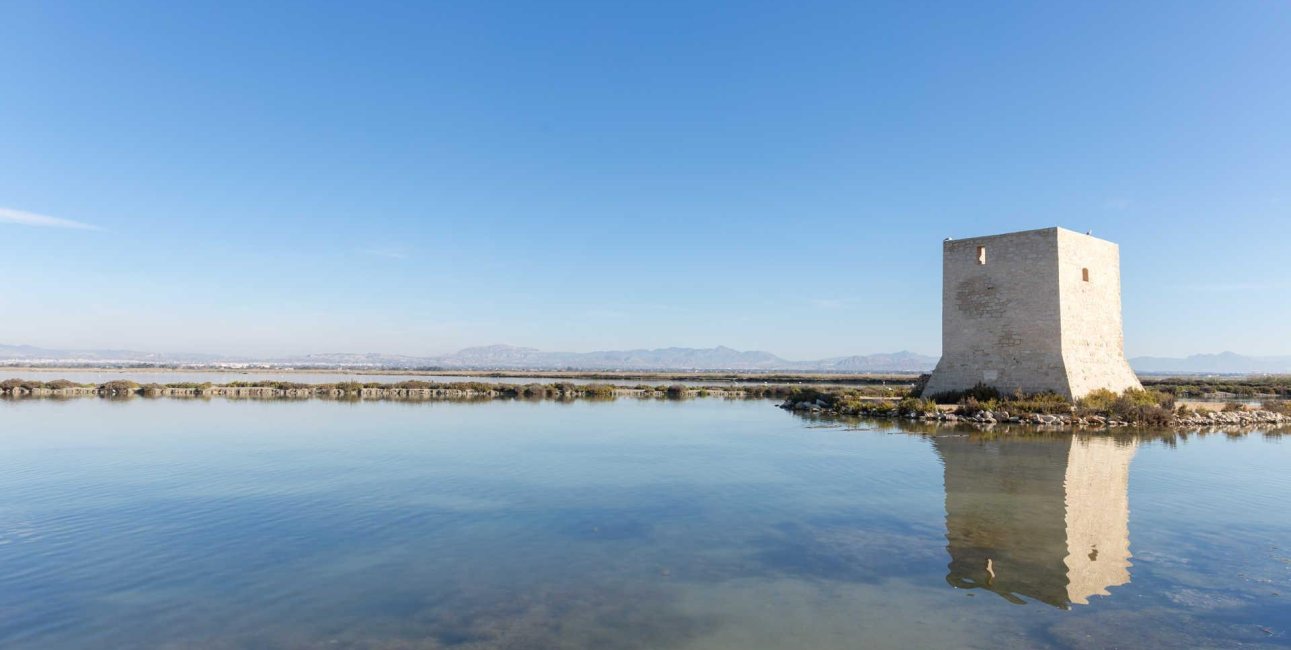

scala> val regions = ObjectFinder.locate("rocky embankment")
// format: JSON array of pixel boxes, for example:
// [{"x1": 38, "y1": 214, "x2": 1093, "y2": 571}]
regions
[
  {"x1": 779, "y1": 398, "x2": 1289, "y2": 429},
  {"x1": 1170, "y1": 409, "x2": 1289, "y2": 427}
]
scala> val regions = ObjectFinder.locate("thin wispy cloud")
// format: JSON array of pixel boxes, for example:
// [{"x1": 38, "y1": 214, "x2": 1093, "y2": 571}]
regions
[{"x1": 0, "y1": 207, "x2": 102, "y2": 230}]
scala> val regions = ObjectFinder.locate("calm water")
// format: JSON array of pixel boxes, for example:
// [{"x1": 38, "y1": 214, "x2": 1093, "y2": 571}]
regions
[{"x1": 0, "y1": 399, "x2": 1287, "y2": 649}]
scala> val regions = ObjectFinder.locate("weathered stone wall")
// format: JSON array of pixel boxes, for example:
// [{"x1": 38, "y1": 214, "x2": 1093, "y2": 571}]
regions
[
  {"x1": 922, "y1": 227, "x2": 1141, "y2": 400},
  {"x1": 1056, "y1": 229, "x2": 1142, "y2": 397},
  {"x1": 922, "y1": 228, "x2": 1070, "y2": 397}
]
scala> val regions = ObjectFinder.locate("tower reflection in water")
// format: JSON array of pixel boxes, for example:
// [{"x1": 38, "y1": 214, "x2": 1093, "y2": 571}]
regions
[{"x1": 933, "y1": 434, "x2": 1136, "y2": 608}]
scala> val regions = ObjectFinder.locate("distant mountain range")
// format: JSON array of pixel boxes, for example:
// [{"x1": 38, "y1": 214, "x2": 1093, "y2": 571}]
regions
[
  {"x1": 1129, "y1": 352, "x2": 1291, "y2": 375},
  {"x1": 3, "y1": 343, "x2": 1290, "y2": 374}
]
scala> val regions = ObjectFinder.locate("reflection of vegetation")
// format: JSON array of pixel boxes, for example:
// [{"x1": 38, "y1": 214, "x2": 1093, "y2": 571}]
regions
[
  {"x1": 829, "y1": 415, "x2": 1291, "y2": 443},
  {"x1": 0, "y1": 377, "x2": 804, "y2": 404}
]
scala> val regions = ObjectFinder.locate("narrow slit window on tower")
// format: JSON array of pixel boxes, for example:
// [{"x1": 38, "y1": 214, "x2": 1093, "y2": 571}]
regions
[
  {"x1": 1082, "y1": 268, "x2": 1090, "y2": 282},
  {"x1": 976, "y1": 246, "x2": 986, "y2": 265}
]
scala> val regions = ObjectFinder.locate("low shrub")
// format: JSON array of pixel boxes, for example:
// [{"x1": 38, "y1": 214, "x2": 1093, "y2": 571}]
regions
[
  {"x1": 1075, "y1": 389, "x2": 1173, "y2": 424},
  {"x1": 1120, "y1": 403, "x2": 1174, "y2": 427},
  {"x1": 955, "y1": 396, "x2": 998, "y2": 416},
  {"x1": 930, "y1": 382, "x2": 1001, "y2": 405},
  {"x1": 97, "y1": 380, "x2": 139, "y2": 395},
  {"x1": 0, "y1": 378, "x2": 49, "y2": 392},
  {"x1": 1077, "y1": 388, "x2": 1119, "y2": 412},
  {"x1": 786, "y1": 387, "x2": 832, "y2": 405},
  {"x1": 393, "y1": 380, "x2": 436, "y2": 389},
  {"x1": 897, "y1": 396, "x2": 938, "y2": 416},
  {"x1": 226, "y1": 381, "x2": 312, "y2": 390},
  {"x1": 581, "y1": 383, "x2": 616, "y2": 398},
  {"x1": 1005, "y1": 391, "x2": 1071, "y2": 415},
  {"x1": 741, "y1": 385, "x2": 796, "y2": 399},
  {"x1": 1127, "y1": 388, "x2": 1176, "y2": 410}
]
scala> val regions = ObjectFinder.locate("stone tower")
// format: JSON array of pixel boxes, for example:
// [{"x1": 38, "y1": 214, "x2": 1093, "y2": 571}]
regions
[{"x1": 921, "y1": 227, "x2": 1141, "y2": 400}]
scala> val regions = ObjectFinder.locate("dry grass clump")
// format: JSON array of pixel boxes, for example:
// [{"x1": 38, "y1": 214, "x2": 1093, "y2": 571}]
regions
[{"x1": 1076, "y1": 388, "x2": 1174, "y2": 425}]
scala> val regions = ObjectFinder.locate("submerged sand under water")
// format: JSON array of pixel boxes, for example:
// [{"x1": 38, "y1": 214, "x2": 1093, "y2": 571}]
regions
[{"x1": 0, "y1": 399, "x2": 1287, "y2": 649}]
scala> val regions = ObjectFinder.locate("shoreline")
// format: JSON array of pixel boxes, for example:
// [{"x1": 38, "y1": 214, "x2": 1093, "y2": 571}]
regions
[
  {"x1": 779, "y1": 397, "x2": 1289, "y2": 429},
  {"x1": 3, "y1": 366, "x2": 1288, "y2": 399},
  {"x1": 0, "y1": 379, "x2": 788, "y2": 402},
  {"x1": 2, "y1": 377, "x2": 1287, "y2": 432},
  {"x1": 0, "y1": 366, "x2": 919, "y2": 386}
]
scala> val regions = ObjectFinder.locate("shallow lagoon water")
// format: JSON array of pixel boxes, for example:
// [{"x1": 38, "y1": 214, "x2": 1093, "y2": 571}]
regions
[{"x1": 0, "y1": 399, "x2": 1287, "y2": 649}]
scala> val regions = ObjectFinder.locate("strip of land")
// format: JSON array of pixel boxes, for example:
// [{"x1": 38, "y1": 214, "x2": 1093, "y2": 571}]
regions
[
  {"x1": 781, "y1": 384, "x2": 1289, "y2": 429},
  {"x1": 0, "y1": 366, "x2": 917, "y2": 385},
  {"x1": 2, "y1": 377, "x2": 1288, "y2": 430},
  {"x1": 3, "y1": 366, "x2": 1289, "y2": 397},
  {"x1": 0, "y1": 378, "x2": 801, "y2": 401}
]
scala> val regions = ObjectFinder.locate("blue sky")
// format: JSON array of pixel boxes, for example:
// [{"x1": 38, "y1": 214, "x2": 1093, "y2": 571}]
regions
[{"x1": 2, "y1": 1, "x2": 1289, "y2": 359}]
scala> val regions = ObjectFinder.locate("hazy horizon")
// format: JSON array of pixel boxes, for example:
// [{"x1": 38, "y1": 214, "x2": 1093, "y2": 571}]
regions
[
  {"x1": 3, "y1": 2, "x2": 1290, "y2": 359},
  {"x1": 4, "y1": 340, "x2": 1291, "y2": 368}
]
